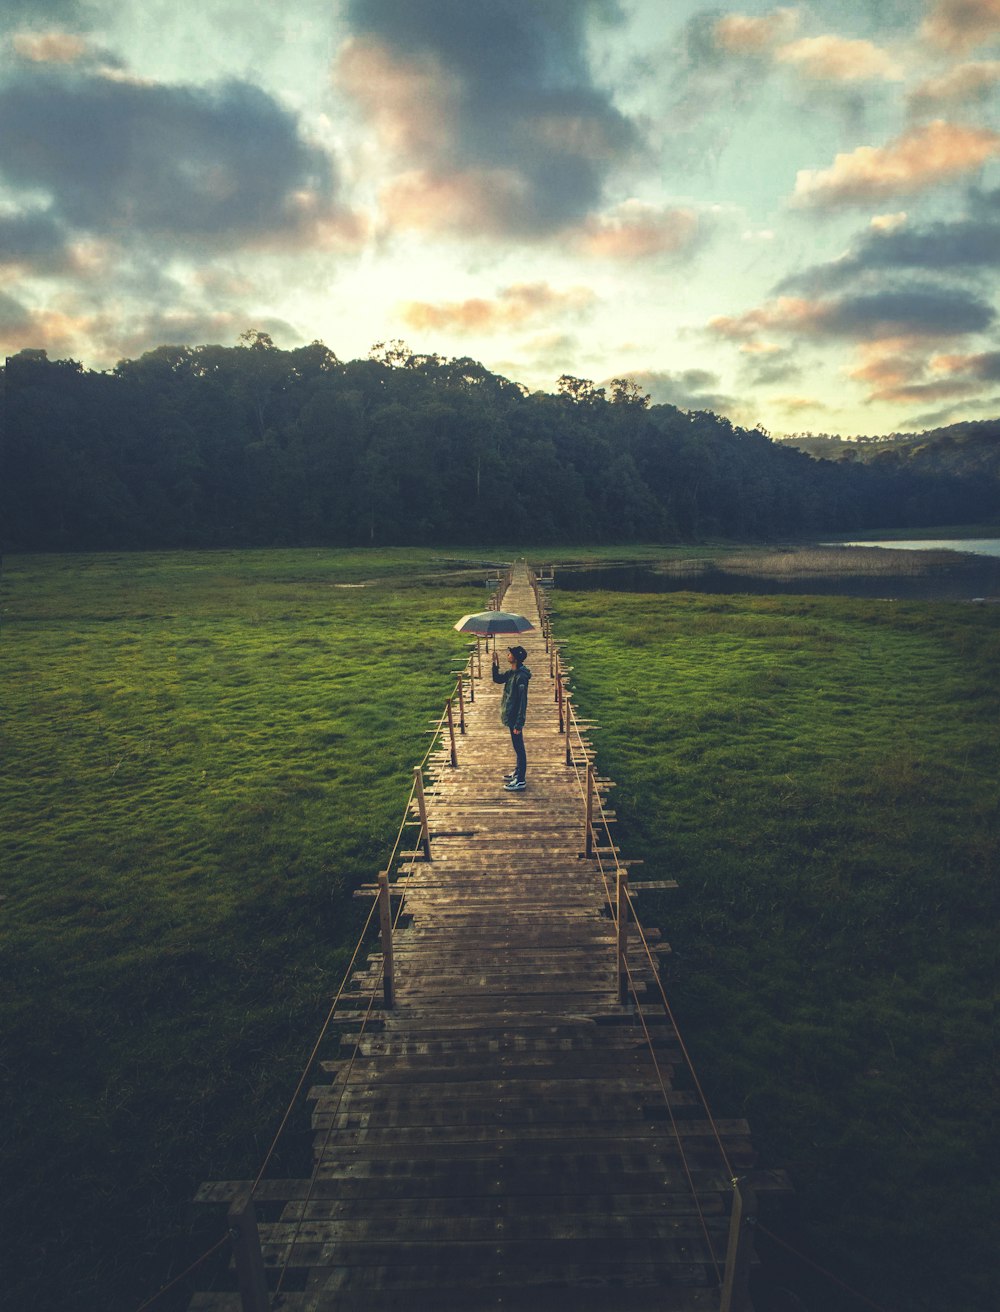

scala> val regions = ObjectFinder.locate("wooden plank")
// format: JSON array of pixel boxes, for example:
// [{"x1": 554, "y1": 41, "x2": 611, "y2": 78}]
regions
[{"x1": 187, "y1": 564, "x2": 774, "y2": 1312}]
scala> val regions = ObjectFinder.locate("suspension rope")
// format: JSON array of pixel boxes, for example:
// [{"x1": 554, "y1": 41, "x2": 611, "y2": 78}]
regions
[
  {"x1": 133, "y1": 1236, "x2": 229, "y2": 1311},
  {"x1": 563, "y1": 673, "x2": 740, "y2": 1270},
  {"x1": 273, "y1": 958, "x2": 384, "y2": 1298},
  {"x1": 250, "y1": 893, "x2": 379, "y2": 1193},
  {"x1": 757, "y1": 1224, "x2": 897, "y2": 1312},
  {"x1": 560, "y1": 696, "x2": 721, "y2": 1280}
]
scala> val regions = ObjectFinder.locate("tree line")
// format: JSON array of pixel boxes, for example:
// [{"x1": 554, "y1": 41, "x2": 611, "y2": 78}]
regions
[{"x1": 3, "y1": 334, "x2": 997, "y2": 551}]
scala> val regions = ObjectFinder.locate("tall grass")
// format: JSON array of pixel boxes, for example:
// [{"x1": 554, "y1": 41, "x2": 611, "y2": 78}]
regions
[
  {"x1": 554, "y1": 588, "x2": 998, "y2": 1312},
  {"x1": 0, "y1": 549, "x2": 484, "y2": 1311}
]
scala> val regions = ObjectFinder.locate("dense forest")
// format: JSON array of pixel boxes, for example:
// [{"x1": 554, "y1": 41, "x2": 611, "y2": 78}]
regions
[{"x1": 4, "y1": 334, "x2": 998, "y2": 550}]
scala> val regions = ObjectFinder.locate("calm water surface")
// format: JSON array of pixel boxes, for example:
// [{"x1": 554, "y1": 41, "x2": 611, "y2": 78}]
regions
[
  {"x1": 840, "y1": 539, "x2": 1000, "y2": 558},
  {"x1": 552, "y1": 540, "x2": 1000, "y2": 601}
]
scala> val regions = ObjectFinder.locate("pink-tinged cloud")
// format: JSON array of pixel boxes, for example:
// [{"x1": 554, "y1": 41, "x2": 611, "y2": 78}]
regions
[
  {"x1": 335, "y1": 35, "x2": 461, "y2": 158},
  {"x1": 850, "y1": 346, "x2": 926, "y2": 390},
  {"x1": 775, "y1": 395, "x2": 829, "y2": 414},
  {"x1": 847, "y1": 343, "x2": 1000, "y2": 403},
  {"x1": 11, "y1": 31, "x2": 88, "y2": 63},
  {"x1": 709, "y1": 297, "x2": 822, "y2": 341},
  {"x1": 776, "y1": 35, "x2": 902, "y2": 82},
  {"x1": 921, "y1": 0, "x2": 1000, "y2": 54},
  {"x1": 399, "y1": 283, "x2": 596, "y2": 335},
  {"x1": 0, "y1": 307, "x2": 92, "y2": 356},
  {"x1": 576, "y1": 201, "x2": 700, "y2": 260},
  {"x1": 907, "y1": 61, "x2": 1000, "y2": 114},
  {"x1": 931, "y1": 348, "x2": 1000, "y2": 378},
  {"x1": 792, "y1": 119, "x2": 1000, "y2": 208},
  {"x1": 714, "y1": 8, "x2": 799, "y2": 54},
  {"x1": 380, "y1": 168, "x2": 528, "y2": 237}
]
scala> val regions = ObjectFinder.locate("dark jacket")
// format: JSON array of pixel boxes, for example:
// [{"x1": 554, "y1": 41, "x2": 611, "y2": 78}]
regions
[{"x1": 493, "y1": 663, "x2": 531, "y2": 730}]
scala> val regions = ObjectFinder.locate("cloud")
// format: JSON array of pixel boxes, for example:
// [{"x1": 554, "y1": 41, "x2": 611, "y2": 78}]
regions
[
  {"x1": 778, "y1": 213, "x2": 1000, "y2": 294},
  {"x1": 398, "y1": 282, "x2": 596, "y2": 334},
  {"x1": 714, "y1": 8, "x2": 800, "y2": 54},
  {"x1": 847, "y1": 341, "x2": 1000, "y2": 404},
  {"x1": 907, "y1": 61, "x2": 1000, "y2": 115},
  {"x1": 0, "y1": 208, "x2": 70, "y2": 269},
  {"x1": 0, "y1": 290, "x2": 33, "y2": 336},
  {"x1": 775, "y1": 36, "x2": 902, "y2": 83},
  {"x1": 575, "y1": 200, "x2": 701, "y2": 260},
  {"x1": 337, "y1": 0, "x2": 637, "y2": 237},
  {"x1": 0, "y1": 69, "x2": 349, "y2": 250},
  {"x1": 4, "y1": 0, "x2": 81, "y2": 20},
  {"x1": 932, "y1": 347, "x2": 1000, "y2": 379},
  {"x1": 792, "y1": 120, "x2": 1000, "y2": 208},
  {"x1": 627, "y1": 366, "x2": 742, "y2": 416},
  {"x1": 11, "y1": 30, "x2": 89, "y2": 62},
  {"x1": 336, "y1": 35, "x2": 462, "y2": 159},
  {"x1": 774, "y1": 395, "x2": 829, "y2": 414},
  {"x1": 920, "y1": 0, "x2": 1000, "y2": 54},
  {"x1": 710, "y1": 285, "x2": 995, "y2": 345}
]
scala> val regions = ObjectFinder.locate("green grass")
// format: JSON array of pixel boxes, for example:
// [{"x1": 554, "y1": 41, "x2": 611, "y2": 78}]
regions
[
  {"x1": 4, "y1": 550, "x2": 996, "y2": 1311},
  {"x1": 0, "y1": 548, "x2": 486, "y2": 1311},
  {"x1": 554, "y1": 588, "x2": 998, "y2": 1312}
]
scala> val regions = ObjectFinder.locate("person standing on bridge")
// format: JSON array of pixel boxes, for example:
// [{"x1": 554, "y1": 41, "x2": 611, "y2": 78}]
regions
[{"x1": 493, "y1": 644, "x2": 531, "y2": 791}]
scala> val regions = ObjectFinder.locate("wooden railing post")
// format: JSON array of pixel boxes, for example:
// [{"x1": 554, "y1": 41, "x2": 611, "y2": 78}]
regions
[
  {"x1": 720, "y1": 1179, "x2": 757, "y2": 1312},
  {"x1": 565, "y1": 693, "x2": 573, "y2": 766},
  {"x1": 467, "y1": 652, "x2": 475, "y2": 702},
  {"x1": 413, "y1": 767, "x2": 431, "y2": 859},
  {"x1": 476, "y1": 637, "x2": 483, "y2": 679},
  {"x1": 446, "y1": 698, "x2": 458, "y2": 767},
  {"x1": 585, "y1": 761, "x2": 594, "y2": 858},
  {"x1": 457, "y1": 676, "x2": 466, "y2": 733},
  {"x1": 616, "y1": 865, "x2": 629, "y2": 1004},
  {"x1": 226, "y1": 1187, "x2": 270, "y2": 1312},
  {"x1": 378, "y1": 870, "x2": 394, "y2": 1008},
  {"x1": 556, "y1": 671, "x2": 564, "y2": 732},
  {"x1": 549, "y1": 641, "x2": 555, "y2": 679}
]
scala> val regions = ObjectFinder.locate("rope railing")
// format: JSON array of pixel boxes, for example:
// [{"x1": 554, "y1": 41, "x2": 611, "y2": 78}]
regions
[
  {"x1": 136, "y1": 580, "x2": 496, "y2": 1311},
  {"x1": 153, "y1": 563, "x2": 887, "y2": 1312},
  {"x1": 544, "y1": 578, "x2": 895, "y2": 1312}
]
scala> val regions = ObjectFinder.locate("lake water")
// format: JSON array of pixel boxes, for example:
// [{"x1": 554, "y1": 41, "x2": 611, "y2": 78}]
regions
[
  {"x1": 839, "y1": 539, "x2": 1000, "y2": 558},
  {"x1": 550, "y1": 540, "x2": 1000, "y2": 601}
]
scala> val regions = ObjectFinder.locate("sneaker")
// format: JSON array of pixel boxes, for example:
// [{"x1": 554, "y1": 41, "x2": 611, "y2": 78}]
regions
[
  {"x1": 503, "y1": 771, "x2": 518, "y2": 782},
  {"x1": 504, "y1": 778, "x2": 526, "y2": 791}
]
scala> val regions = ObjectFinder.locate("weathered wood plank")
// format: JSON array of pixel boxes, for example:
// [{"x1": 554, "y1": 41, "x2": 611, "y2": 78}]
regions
[{"x1": 188, "y1": 564, "x2": 772, "y2": 1312}]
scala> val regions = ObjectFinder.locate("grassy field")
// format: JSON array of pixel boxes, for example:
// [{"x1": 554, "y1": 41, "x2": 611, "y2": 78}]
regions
[
  {"x1": 554, "y1": 587, "x2": 998, "y2": 1312},
  {"x1": 3, "y1": 547, "x2": 996, "y2": 1311},
  {"x1": 0, "y1": 548, "x2": 488, "y2": 1311}
]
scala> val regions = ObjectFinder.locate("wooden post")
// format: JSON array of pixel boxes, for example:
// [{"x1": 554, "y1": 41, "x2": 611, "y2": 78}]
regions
[
  {"x1": 476, "y1": 637, "x2": 483, "y2": 679},
  {"x1": 585, "y1": 761, "x2": 594, "y2": 858},
  {"x1": 556, "y1": 672, "x2": 564, "y2": 733},
  {"x1": 616, "y1": 865, "x2": 628, "y2": 1004},
  {"x1": 467, "y1": 652, "x2": 475, "y2": 702},
  {"x1": 446, "y1": 698, "x2": 458, "y2": 767},
  {"x1": 549, "y1": 641, "x2": 555, "y2": 679},
  {"x1": 565, "y1": 692, "x2": 573, "y2": 766},
  {"x1": 378, "y1": 870, "x2": 394, "y2": 1008},
  {"x1": 227, "y1": 1188, "x2": 270, "y2": 1312},
  {"x1": 457, "y1": 675, "x2": 466, "y2": 733},
  {"x1": 413, "y1": 767, "x2": 431, "y2": 859},
  {"x1": 720, "y1": 1179, "x2": 758, "y2": 1312}
]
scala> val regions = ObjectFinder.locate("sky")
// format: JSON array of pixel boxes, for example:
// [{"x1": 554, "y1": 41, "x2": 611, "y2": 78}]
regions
[{"x1": 3, "y1": 0, "x2": 1000, "y2": 435}]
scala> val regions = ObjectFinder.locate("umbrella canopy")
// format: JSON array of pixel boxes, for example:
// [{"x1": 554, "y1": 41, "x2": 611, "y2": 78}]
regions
[{"x1": 454, "y1": 610, "x2": 535, "y2": 636}]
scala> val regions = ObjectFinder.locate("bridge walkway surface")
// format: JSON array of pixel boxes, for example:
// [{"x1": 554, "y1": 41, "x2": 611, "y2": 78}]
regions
[{"x1": 191, "y1": 562, "x2": 785, "y2": 1312}]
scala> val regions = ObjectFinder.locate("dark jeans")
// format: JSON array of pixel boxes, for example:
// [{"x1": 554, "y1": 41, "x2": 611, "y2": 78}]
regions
[{"x1": 509, "y1": 728, "x2": 527, "y2": 781}]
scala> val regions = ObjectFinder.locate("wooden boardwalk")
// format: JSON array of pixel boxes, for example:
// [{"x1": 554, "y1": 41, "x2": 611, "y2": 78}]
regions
[{"x1": 193, "y1": 564, "x2": 782, "y2": 1312}]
